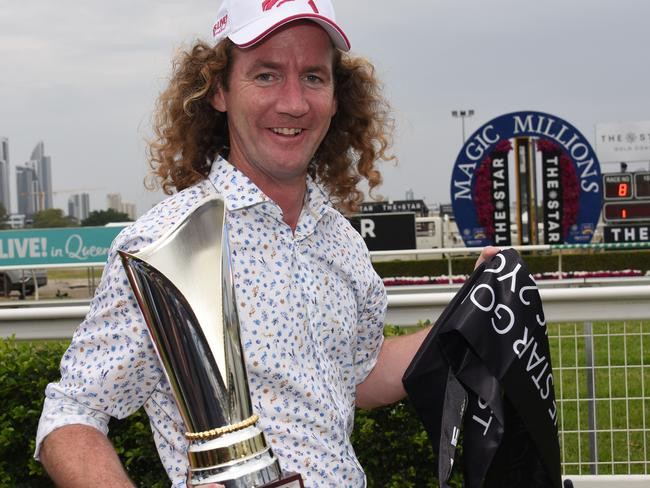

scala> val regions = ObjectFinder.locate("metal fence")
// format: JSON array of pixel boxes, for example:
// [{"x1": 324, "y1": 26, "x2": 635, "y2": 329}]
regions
[
  {"x1": 552, "y1": 320, "x2": 650, "y2": 477},
  {"x1": 388, "y1": 286, "x2": 650, "y2": 484}
]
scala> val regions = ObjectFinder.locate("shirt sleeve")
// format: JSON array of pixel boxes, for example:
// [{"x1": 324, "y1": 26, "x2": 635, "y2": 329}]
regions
[
  {"x1": 34, "y1": 227, "x2": 163, "y2": 459},
  {"x1": 353, "y1": 256, "x2": 387, "y2": 385}
]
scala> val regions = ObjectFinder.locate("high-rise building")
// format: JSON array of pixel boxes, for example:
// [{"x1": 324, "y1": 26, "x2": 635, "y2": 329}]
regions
[
  {"x1": 30, "y1": 141, "x2": 53, "y2": 210},
  {"x1": 107, "y1": 192, "x2": 137, "y2": 220},
  {"x1": 16, "y1": 163, "x2": 39, "y2": 217},
  {"x1": 68, "y1": 193, "x2": 90, "y2": 222},
  {"x1": 107, "y1": 193, "x2": 122, "y2": 212},
  {"x1": 121, "y1": 202, "x2": 137, "y2": 220},
  {"x1": 0, "y1": 137, "x2": 10, "y2": 214}
]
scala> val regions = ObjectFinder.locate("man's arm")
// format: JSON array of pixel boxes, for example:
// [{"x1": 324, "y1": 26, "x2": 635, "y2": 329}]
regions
[
  {"x1": 356, "y1": 326, "x2": 431, "y2": 409},
  {"x1": 356, "y1": 246, "x2": 500, "y2": 409},
  {"x1": 41, "y1": 424, "x2": 226, "y2": 488},
  {"x1": 39, "y1": 424, "x2": 135, "y2": 487}
]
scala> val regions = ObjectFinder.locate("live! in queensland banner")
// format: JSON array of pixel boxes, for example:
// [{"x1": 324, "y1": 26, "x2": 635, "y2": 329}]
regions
[{"x1": 0, "y1": 226, "x2": 125, "y2": 267}]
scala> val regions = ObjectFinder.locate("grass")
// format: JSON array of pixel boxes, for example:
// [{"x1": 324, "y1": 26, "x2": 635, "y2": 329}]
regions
[
  {"x1": 47, "y1": 267, "x2": 103, "y2": 280},
  {"x1": 549, "y1": 320, "x2": 650, "y2": 475}
]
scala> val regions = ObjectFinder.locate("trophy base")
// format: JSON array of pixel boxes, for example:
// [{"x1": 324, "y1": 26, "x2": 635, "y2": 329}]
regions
[
  {"x1": 192, "y1": 471, "x2": 303, "y2": 487},
  {"x1": 259, "y1": 472, "x2": 304, "y2": 488}
]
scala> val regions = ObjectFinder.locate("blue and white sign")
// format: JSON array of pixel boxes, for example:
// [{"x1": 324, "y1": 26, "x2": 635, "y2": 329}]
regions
[
  {"x1": 451, "y1": 111, "x2": 603, "y2": 247},
  {"x1": 0, "y1": 226, "x2": 124, "y2": 266}
]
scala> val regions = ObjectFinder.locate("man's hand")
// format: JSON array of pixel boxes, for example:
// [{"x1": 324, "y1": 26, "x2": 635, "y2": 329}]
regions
[
  {"x1": 356, "y1": 246, "x2": 503, "y2": 409},
  {"x1": 474, "y1": 246, "x2": 500, "y2": 270}
]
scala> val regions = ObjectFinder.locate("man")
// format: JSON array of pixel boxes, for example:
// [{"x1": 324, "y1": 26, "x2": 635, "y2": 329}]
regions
[{"x1": 36, "y1": 1, "x2": 496, "y2": 486}]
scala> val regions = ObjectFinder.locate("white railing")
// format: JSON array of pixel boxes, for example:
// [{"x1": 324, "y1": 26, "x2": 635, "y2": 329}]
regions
[
  {"x1": 384, "y1": 285, "x2": 650, "y2": 327},
  {"x1": 3, "y1": 286, "x2": 650, "y2": 339},
  {"x1": 0, "y1": 305, "x2": 89, "y2": 340},
  {"x1": 565, "y1": 476, "x2": 650, "y2": 487}
]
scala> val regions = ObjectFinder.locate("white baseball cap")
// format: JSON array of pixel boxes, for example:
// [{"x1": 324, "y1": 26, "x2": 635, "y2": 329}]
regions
[{"x1": 211, "y1": 0, "x2": 350, "y2": 51}]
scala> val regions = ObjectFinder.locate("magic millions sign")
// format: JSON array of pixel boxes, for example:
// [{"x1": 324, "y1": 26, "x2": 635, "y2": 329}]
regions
[{"x1": 451, "y1": 111, "x2": 603, "y2": 247}]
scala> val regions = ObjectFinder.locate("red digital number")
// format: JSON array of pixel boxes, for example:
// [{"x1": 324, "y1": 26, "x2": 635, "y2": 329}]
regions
[{"x1": 618, "y1": 183, "x2": 629, "y2": 197}]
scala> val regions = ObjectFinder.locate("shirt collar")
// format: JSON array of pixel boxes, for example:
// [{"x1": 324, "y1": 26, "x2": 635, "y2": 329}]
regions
[
  {"x1": 292, "y1": 181, "x2": 332, "y2": 239},
  {"x1": 207, "y1": 156, "x2": 269, "y2": 211},
  {"x1": 206, "y1": 156, "x2": 333, "y2": 219}
]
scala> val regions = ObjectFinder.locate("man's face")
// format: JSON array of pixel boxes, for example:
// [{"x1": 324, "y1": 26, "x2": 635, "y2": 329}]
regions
[{"x1": 212, "y1": 22, "x2": 337, "y2": 187}]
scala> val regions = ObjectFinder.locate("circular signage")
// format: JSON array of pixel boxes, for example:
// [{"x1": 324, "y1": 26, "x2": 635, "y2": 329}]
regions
[{"x1": 450, "y1": 111, "x2": 602, "y2": 247}]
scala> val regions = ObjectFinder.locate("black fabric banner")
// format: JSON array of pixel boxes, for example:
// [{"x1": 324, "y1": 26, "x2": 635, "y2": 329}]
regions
[{"x1": 403, "y1": 249, "x2": 561, "y2": 487}]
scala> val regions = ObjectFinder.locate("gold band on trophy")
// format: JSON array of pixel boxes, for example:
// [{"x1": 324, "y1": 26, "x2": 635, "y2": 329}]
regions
[{"x1": 185, "y1": 414, "x2": 260, "y2": 441}]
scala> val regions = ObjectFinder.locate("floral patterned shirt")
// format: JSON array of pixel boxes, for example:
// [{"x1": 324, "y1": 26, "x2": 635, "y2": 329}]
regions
[{"x1": 36, "y1": 157, "x2": 387, "y2": 487}]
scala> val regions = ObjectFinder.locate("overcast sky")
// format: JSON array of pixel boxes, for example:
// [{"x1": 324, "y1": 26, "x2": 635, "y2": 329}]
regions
[{"x1": 1, "y1": 0, "x2": 649, "y2": 216}]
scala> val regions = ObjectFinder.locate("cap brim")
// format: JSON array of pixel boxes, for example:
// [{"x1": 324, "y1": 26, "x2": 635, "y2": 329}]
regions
[{"x1": 230, "y1": 13, "x2": 350, "y2": 51}]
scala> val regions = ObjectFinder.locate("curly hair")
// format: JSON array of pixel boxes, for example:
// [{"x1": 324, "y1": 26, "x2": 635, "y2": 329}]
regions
[{"x1": 147, "y1": 38, "x2": 394, "y2": 212}]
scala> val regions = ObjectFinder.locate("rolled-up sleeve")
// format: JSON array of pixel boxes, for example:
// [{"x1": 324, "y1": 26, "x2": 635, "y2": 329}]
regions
[
  {"x1": 35, "y1": 229, "x2": 163, "y2": 459},
  {"x1": 353, "y1": 262, "x2": 387, "y2": 385}
]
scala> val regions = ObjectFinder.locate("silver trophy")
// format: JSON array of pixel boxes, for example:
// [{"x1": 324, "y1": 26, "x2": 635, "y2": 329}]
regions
[{"x1": 119, "y1": 195, "x2": 303, "y2": 487}]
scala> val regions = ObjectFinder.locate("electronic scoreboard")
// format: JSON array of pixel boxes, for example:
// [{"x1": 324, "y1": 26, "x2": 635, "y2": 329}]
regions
[
  {"x1": 602, "y1": 171, "x2": 650, "y2": 243},
  {"x1": 602, "y1": 172, "x2": 650, "y2": 223}
]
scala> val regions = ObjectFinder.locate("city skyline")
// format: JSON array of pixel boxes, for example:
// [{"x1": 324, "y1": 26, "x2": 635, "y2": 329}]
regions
[{"x1": 0, "y1": 137, "x2": 137, "y2": 220}]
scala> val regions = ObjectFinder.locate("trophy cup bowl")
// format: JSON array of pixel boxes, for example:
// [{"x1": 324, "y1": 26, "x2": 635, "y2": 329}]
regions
[{"x1": 119, "y1": 195, "x2": 303, "y2": 487}]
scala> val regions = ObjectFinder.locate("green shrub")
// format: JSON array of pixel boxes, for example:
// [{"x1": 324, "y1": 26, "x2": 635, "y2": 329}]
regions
[
  {"x1": 0, "y1": 332, "x2": 444, "y2": 487},
  {"x1": 0, "y1": 339, "x2": 67, "y2": 487},
  {"x1": 0, "y1": 338, "x2": 168, "y2": 487},
  {"x1": 353, "y1": 400, "x2": 438, "y2": 488},
  {"x1": 372, "y1": 249, "x2": 650, "y2": 278}
]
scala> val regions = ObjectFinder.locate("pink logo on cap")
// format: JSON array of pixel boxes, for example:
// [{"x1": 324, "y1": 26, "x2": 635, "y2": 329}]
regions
[
  {"x1": 213, "y1": 14, "x2": 229, "y2": 36},
  {"x1": 261, "y1": 0, "x2": 319, "y2": 13}
]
